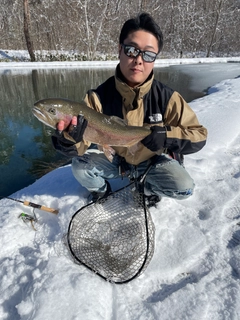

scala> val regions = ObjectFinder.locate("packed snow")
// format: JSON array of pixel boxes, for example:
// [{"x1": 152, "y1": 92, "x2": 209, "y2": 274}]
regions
[
  {"x1": 0, "y1": 60, "x2": 240, "y2": 319},
  {"x1": 1, "y1": 49, "x2": 240, "y2": 69}
]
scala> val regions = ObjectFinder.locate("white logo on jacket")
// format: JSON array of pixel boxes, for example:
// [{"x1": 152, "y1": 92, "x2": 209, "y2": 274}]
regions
[{"x1": 149, "y1": 113, "x2": 162, "y2": 122}]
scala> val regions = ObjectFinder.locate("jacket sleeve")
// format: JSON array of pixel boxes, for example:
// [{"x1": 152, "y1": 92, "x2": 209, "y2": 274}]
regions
[{"x1": 164, "y1": 92, "x2": 207, "y2": 155}]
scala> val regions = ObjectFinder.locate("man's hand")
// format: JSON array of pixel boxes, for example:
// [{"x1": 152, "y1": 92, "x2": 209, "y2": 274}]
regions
[
  {"x1": 51, "y1": 115, "x2": 88, "y2": 157},
  {"x1": 57, "y1": 115, "x2": 88, "y2": 143},
  {"x1": 141, "y1": 126, "x2": 166, "y2": 152}
]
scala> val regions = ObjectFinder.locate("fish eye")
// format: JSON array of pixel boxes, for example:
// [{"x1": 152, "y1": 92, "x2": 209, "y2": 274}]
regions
[{"x1": 48, "y1": 108, "x2": 56, "y2": 115}]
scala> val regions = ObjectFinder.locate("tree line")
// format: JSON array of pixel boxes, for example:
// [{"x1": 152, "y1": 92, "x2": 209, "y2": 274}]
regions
[{"x1": 1, "y1": 0, "x2": 240, "y2": 61}]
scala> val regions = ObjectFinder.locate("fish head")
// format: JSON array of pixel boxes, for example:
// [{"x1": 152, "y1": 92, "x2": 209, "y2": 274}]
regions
[{"x1": 32, "y1": 98, "x2": 74, "y2": 129}]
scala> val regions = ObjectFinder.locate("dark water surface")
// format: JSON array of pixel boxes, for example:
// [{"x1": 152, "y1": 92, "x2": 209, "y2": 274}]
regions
[{"x1": 0, "y1": 63, "x2": 239, "y2": 197}]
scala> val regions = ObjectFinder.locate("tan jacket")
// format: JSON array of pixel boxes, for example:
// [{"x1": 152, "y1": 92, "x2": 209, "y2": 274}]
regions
[{"x1": 74, "y1": 66, "x2": 207, "y2": 165}]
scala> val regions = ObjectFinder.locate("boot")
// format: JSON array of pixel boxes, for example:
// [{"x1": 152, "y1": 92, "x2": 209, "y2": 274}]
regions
[
  {"x1": 145, "y1": 194, "x2": 161, "y2": 208},
  {"x1": 90, "y1": 181, "x2": 112, "y2": 203}
]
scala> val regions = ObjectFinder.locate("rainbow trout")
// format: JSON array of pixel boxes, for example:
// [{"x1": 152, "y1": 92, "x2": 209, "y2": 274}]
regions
[{"x1": 33, "y1": 98, "x2": 151, "y2": 161}]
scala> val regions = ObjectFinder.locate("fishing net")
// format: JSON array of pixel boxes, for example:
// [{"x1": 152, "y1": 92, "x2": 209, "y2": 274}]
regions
[{"x1": 67, "y1": 183, "x2": 155, "y2": 283}]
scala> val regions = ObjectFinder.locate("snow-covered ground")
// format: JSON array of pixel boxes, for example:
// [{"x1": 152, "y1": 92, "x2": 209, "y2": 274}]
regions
[
  {"x1": 1, "y1": 49, "x2": 240, "y2": 69},
  {"x1": 0, "y1": 58, "x2": 240, "y2": 319}
]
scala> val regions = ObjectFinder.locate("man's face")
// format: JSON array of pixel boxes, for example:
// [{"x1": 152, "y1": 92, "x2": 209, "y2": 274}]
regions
[{"x1": 119, "y1": 30, "x2": 158, "y2": 88}]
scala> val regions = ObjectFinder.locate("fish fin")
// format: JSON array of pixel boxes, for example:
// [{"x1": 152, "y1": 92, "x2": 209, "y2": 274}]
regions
[
  {"x1": 110, "y1": 116, "x2": 128, "y2": 126},
  {"x1": 128, "y1": 143, "x2": 162, "y2": 156},
  {"x1": 128, "y1": 143, "x2": 141, "y2": 155},
  {"x1": 102, "y1": 145, "x2": 116, "y2": 162},
  {"x1": 97, "y1": 145, "x2": 103, "y2": 152}
]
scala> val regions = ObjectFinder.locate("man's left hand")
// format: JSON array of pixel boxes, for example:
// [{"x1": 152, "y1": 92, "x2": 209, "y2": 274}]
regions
[{"x1": 141, "y1": 126, "x2": 166, "y2": 152}]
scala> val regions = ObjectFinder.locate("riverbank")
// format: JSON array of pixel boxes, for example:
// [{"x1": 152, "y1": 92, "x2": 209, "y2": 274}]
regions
[{"x1": 1, "y1": 56, "x2": 240, "y2": 69}]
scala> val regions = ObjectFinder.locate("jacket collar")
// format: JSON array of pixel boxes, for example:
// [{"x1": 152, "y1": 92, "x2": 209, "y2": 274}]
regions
[{"x1": 114, "y1": 64, "x2": 154, "y2": 110}]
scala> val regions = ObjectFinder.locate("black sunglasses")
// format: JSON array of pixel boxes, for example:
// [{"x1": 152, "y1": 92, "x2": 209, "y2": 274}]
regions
[{"x1": 121, "y1": 44, "x2": 157, "y2": 62}]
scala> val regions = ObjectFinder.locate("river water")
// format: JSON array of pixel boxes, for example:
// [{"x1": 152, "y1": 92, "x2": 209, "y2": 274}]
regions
[{"x1": 0, "y1": 63, "x2": 239, "y2": 197}]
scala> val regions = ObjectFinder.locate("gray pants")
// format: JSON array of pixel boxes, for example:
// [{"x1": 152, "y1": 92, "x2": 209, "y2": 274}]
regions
[{"x1": 71, "y1": 151, "x2": 194, "y2": 200}]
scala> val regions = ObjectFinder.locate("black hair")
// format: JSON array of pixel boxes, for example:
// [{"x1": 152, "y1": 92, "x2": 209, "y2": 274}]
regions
[{"x1": 119, "y1": 12, "x2": 163, "y2": 53}]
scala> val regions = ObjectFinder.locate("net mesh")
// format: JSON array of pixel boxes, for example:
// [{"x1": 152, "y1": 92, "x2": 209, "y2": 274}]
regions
[{"x1": 67, "y1": 184, "x2": 155, "y2": 283}]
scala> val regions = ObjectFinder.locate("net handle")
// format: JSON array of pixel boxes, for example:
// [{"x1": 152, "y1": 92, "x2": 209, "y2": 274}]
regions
[{"x1": 134, "y1": 162, "x2": 153, "y2": 194}]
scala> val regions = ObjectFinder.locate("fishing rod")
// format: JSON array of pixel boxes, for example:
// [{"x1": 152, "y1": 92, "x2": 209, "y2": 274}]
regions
[{"x1": 4, "y1": 197, "x2": 59, "y2": 214}]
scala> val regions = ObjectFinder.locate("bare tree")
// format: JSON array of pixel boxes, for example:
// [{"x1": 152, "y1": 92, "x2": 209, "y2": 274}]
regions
[
  {"x1": 206, "y1": 0, "x2": 224, "y2": 57},
  {"x1": 23, "y1": 0, "x2": 35, "y2": 61},
  {"x1": 0, "y1": 0, "x2": 239, "y2": 60}
]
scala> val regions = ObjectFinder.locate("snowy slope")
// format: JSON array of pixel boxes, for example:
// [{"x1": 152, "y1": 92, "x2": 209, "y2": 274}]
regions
[{"x1": 1, "y1": 77, "x2": 240, "y2": 320}]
